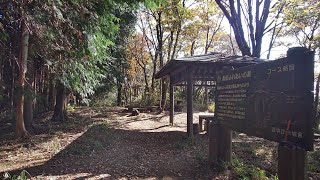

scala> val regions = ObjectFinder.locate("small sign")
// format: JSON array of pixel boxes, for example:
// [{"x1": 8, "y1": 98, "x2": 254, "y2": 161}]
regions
[{"x1": 215, "y1": 49, "x2": 314, "y2": 150}]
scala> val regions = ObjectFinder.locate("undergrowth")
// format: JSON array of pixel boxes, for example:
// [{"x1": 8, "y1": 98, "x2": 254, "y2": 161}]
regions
[
  {"x1": 2, "y1": 170, "x2": 30, "y2": 180},
  {"x1": 308, "y1": 150, "x2": 320, "y2": 173},
  {"x1": 226, "y1": 156, "x2": 278, "y2": 180}
]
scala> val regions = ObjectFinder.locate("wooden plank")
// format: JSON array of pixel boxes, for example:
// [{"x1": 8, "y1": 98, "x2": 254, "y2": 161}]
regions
[
  {"x1": 187, "y1": 67, "x2": 193, "y2": 137},
  {"x1": 169, "y1": 80, "x2": 174, "y2": 125},
  {"x1": 199, "y1": 114, "x2": 215, "y2": 119}
]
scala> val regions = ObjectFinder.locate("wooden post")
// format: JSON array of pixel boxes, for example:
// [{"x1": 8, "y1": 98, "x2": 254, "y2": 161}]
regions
[
  {"x1": 278, "y1": 144, "x2": 306, "y2": 180},
  {"x1": 218, "y1": 126, "x2": 232, "y2": 162},
  {"x1": 169, "y1": 79, "x2": 174, "y2": 125},
  {"x1": 209, "y1": 121, "x2": 218, "y2": 163},
  {"x1": 187, "y1": 68, "x2": 193, "y2": 137},
  {"x1": 209, "y1": 121, "x2": 232, "y2": 164}
]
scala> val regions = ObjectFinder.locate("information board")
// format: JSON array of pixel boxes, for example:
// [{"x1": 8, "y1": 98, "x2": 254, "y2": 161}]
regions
[{"x1": 215, "y1": 49, "x2": 314, "y2": 150}]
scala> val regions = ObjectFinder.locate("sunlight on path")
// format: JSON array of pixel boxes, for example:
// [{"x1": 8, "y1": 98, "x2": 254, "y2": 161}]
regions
[{"x1": 107, "y1": 111, "x2": 209, "y2": 133}]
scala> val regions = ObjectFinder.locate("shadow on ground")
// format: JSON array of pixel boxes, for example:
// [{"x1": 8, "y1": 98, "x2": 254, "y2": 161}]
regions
[{"x1": 20, "y1": 124, "x2": 213, "y2": 179}]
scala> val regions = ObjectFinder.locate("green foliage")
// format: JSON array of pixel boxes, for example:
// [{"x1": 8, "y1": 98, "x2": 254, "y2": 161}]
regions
[
  {"x1": 308, "y1": 150, "x2": 320, "y2": 172},
  {"x1": 273, "y1": 174, "x2": 279, "y2": 180},
  {"x1": 280, "y1": 0, "x2": 320, "y2": 50},
  {"x1": 63, "y1": 123, "x2": 114, "y2": 156},
  {"x1": 2, "y1": 170, "x2": 30, "y2": 180},
  {"x1": 91, "y1": 89, "x2": 118, "y2": 107},
  {"x1": 144, "y1": 0, "x2": 167, "y2": 9},
  {"x1": 193, "y1": 103, "x2": 208, "y2": 112},
  {"x1": 228, "y1": 156, "x2": 268, "y2": 180},
  {"x1": 24, "y1": 0, "x2": 148, "y2": 105},
  {"x1": 66, "y1": 104, "x2": 76, "y2": 113},
  {"x1": 0, "y1": 32, "x2": 9, "y2": 41}
]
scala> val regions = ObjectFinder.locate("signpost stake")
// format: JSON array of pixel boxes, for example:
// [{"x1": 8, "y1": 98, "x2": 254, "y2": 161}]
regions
[
  {"x1": 219, "y1": 125, "x2": 232, "y2": 162},
  {"x1": 209, "y1": 121, "x2": 218, "y2": 163},
  {"x1": 209, "y1": 121, "x2": 232, "y2": 164},
  {"x1": 278, "y1": 144, "x2": 307, "y2": 180}
]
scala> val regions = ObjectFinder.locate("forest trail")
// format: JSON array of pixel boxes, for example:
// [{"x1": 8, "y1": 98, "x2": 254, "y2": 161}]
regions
[
  {"x1": 0, "y1": 107, "x2": 319, "y2": 179},
  {"x1": 0, "y1": 107, "x2": 217, "y2": 179}
]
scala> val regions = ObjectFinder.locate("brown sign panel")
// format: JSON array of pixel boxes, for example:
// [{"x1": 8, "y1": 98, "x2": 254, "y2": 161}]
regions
[{"x1": 215, "y1": 48, "x2": 314, "y2": 150}]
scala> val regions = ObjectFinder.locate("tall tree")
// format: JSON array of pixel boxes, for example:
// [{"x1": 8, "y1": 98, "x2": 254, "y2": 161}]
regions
[
  {"x1": 215, "y1": 0, "x2": 273, "y2": 57},
  {"x1": 16, "y1": 17, "x2": 30, "y2": 138}
]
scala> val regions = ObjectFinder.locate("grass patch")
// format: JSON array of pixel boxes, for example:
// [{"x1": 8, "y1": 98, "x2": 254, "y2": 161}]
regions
[
  {"x1": 62, "y1": 123, "x2": 114, "y2": 156},
  {"x1": 233, "y1": 142, "x2": 256, "y2": 156},
  {"x1": 226, "y1": 156, "x2": 271, "y2": 180},
  {"x1": 173, "y1": 136, "x2": 195, "y2": 150},
  {"x1": 48, "y1": 137, "x2": 61, "y2": 154}
]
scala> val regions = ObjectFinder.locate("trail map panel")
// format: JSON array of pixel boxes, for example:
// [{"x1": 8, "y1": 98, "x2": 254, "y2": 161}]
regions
[{"x1": 215, "y1": 49, "x2": 314, "y2": 150}]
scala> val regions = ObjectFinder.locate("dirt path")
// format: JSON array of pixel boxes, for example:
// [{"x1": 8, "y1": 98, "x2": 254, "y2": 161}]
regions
[
  {"x1": 0, "y1": 107, "x2": 217, "y2": 179},
  {"x1": 0, "y1": 107, "x2": 319, "y2": 179}
]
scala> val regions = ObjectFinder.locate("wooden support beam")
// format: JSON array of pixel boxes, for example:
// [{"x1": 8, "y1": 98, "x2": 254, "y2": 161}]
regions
[
  {"x1": 169, "y1": 79, "x2": 174, "y2": 126},
  {"x1": 187, "y1": 67, "x2": 193, "y2": 137}
]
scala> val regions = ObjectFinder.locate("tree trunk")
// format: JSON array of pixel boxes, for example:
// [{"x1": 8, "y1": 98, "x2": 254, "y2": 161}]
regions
[
  {"x1": 171, "y1": 24, "x2": 181, "y2": 59},
  {"x1": 160, "y1": 79, "x2": 167, "y2": 112},
  {"x1": 314, "y1": 75, "x2": 320, "y2": 130},
  {"x1": 151, "y1": 53, "x2": 158, "y2": 92},
  {"x1": 15, "y1": 19, "x2": 29, "y2": 138},
  {"x1": 156, "y1": 11, "x2": 166, "y2": 110},
  {"x1": 51, "y1": 82, "x2": 68, "y2": 122},
  {"x1": 10, "y1": 58, "x2": 15, "y2": 113},
  {"x1": 24, "y1": 56, "x2": 35, "y2": 132},
  {"x1": 190, "y1": 40, "x2": 195, "y2": 56},
  {"x1": 48, "y1": 74, "x2": 56, "y2": 110},
  {"x1": 117, "y1": 82, "x2": 122, "y2": 106},
  {"x1": 267, "y1": 25, "x2": 277, "y2": 59}
]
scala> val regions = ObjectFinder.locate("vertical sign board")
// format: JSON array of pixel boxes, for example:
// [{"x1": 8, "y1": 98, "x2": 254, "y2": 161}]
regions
[{"x1": 215, "y1": 48, "x2": 314, "y2": 150}]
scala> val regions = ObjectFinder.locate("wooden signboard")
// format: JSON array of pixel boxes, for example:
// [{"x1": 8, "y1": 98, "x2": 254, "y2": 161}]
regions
[{"x1": 215, "y1": 48, "x2": 314, "y2": 150}]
